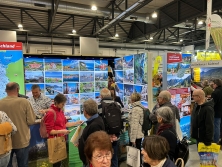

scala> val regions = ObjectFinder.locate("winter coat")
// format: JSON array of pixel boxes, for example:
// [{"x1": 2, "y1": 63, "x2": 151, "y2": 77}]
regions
[
  {"x1": 202, "y1": 86, "x2": 213, "y2": 97},
  {"x1": 128, "y1": 101, "x2": 144, "y2": 142},
  {"x1": 191, "y1": 99, "x2": 214, "y2": 145},
  {"x1": 211, "y1": 86, "x2": 222, "y2": 118}
]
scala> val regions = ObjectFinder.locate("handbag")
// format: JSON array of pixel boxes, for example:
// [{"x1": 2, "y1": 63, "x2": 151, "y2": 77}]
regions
[
  {"x1": 47, "y1": 136, "x2": 67, "y2": 164},
  {"x1": 126, "y1": 146, "x2": 140, "y2": 167},
  {"x1": 175, "y1": 118, "x2": 183, "y2": 141},
  {"x1": 175, "y1": 158, "x2": 184, "y2": 167},
  {"x1": 0, "y1": 122, "x2": 12, "y2": 155}
]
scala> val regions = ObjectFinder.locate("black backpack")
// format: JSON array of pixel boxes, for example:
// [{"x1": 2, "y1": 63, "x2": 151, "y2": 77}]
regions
[
  {"x1": 101, "y1": 102, "x2": 122, "y2": 134},
  {"x1": 136, "y1": 106, "x2": 152, "y2": 135}
]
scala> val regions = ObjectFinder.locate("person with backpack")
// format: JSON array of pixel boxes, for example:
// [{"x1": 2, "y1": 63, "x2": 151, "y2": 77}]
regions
[
  {"x1": 43, "y1": 94, "x2": 83, "y2": 167},
  {"x1": 128, "y1": 92, "x2": 144, "y2": 166},
  {"x1": 98, "y1": 88, "x2": 123, "y2": 167},
  {"x1": 0, "y1": 111, "x2": 17, "y2": 167}
]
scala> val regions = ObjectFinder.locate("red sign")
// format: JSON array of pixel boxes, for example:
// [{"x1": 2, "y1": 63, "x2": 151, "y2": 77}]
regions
[
  {"x1": 0, "y1": 42, "x2": 23, "y2": 50},
  {"x1": 167, "y1": 53, "x2": 182, "y2": 63},
  {"x1": 168, "y1": 88, "x2": 190, "y2": 95}
]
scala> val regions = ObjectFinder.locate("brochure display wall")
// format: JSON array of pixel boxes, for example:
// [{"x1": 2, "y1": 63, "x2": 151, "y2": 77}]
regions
[
  {"x1": 0, "y1": 42, "x2": 25, "y2": 99},
  {"x1": 114, "y1": 53, "x2": 148, "y2": 108},
  {"x1": 166, "y1": 53, "x2": 192, "y2": 138},
  {"x1": 23, "y1": 57, "x2": 108, "y2": 167}
]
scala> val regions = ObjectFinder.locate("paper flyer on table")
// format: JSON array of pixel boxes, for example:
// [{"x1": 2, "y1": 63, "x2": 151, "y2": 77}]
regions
[{"x1": 70, "y1": 123, "x2": 85, "y2": 145}]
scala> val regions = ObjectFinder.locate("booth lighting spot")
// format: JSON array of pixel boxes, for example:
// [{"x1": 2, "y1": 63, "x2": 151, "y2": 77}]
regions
[
  {"x1": 180, "y1": 39, "x2": 183, "y2": 42},
  {"x1": 91, "y1": 5, "x2": 97, "y2": 11},
  {"x1": 115, "y1": 33, "x2": 119, "y2": 37},
  {"x1": 150, "y1": 37, "x2": 153, "y2": 40},
  {"x1": 198, "y1": 20, "x2": 203, "y2": 25},
  {"x1": 18, "y1": 24, "x2": 23, "y2": 29},
  {"x1": 72, "y1": 29, "x2": 76, "y2": 34},
  {"x1": 152, "y1": 11, "x2": 157, "y2": 18}
]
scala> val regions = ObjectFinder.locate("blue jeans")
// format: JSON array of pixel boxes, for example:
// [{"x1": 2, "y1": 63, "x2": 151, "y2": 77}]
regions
[
  {"x1": 111, "y1": 141, "x2": 118, "y2": 167},
  {"x1": 7, "y1": 146, "x2": 29, "y2": 167},
  {"x1": 214, "y1": 118, "x2": 221, "y2": 143},
  {"x1": 0, "y1": 152, "x2": 11, "y2": 167}
]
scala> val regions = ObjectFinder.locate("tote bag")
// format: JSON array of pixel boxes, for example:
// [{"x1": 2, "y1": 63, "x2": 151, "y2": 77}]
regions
[
  {"x1": 126, "y1": 146, "x2": 140, "y2": 167},
  {"x1": 175, "y1": 118, "x2": 183, "y2": 141},
  {"x1": 47, "y1": 136, "x2": 67, "y2": 164}
]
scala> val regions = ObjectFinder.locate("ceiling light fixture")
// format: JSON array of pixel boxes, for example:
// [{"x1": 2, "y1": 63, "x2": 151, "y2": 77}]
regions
[
  {"x1": 115, "y1": 33, "x2": 119, "y2": 37},
  {"x1": 91, "y1": 5, "x2": 97, "y2": 11},
  {"x1": 198, "y1": 20, "x2": 203, "y2": 25},
  {"x1": 152, "y1": 11, "x2": 157, "y2": 18},
  {"x1": 72, "y1": 29, "x2": 76, "y2": 34},
  {"x1": 18, "y1": 24, "x2": 23, "y2": 29},
  {"x1": 180, "y1": 39, "x2": 183, "y2": 42},
  {"x1": 150, "y1": 36, "x2": 153, "y2": 40}
]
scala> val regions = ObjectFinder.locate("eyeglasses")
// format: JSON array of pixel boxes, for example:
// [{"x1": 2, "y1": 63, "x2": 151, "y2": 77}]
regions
[{"x1": 92, "y1": 152, "x2": 112, "y2": 163}]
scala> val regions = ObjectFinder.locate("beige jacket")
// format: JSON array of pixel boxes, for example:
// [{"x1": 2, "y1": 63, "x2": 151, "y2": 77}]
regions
[
  {"x1": 0, "y1": 96, "x2": 36, "y2": 149},
  {"x1": 128, "y1": 101, "x2": 144, "y2": 142}
]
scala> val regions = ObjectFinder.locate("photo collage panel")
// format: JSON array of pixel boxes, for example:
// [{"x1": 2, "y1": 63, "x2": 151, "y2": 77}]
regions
[
  {"x1": 24, "y1": 58, "x2": 108, "y2": 122},
  {"x1": 114, "y1": 53, "x2": 148, "y2": 109}
]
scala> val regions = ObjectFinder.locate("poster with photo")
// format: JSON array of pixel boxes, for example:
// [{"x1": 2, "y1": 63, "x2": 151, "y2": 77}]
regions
[
  {"x1": 24, "y1": 58, "x2": 44, "y2": 71},
  {"x1": 44, "y1": 59, "x2": 62, "y2": 71},
  {"x1": 64, "y1": 105, "x2": 81, "y2": 117},
  {"x1": 25, "y1": 71, "x2": 44, "y2": 83},
  {"x1": 80, "y1": 93, "x2": 94, "y2": 104},
  {"x1": 95, "y1": 71, "x2": 108, "y2": 81},
  {"x1": 80, "y1": 72, "x2": 94, "y2": 82},
  {"x1": 80, "y1": 82, "x2": 94, "y2": 93},
  {"x1": 95, "y1": 82, "x2": 107, "y2": 92},
  {"x1": 123, "y1": 69, "x2": 134, "y2": 84},
  {"x1": 114, "y1": 58, "x2": 123, "y2": 70},
  {"x1": 45, "y1": 72, "x2": 62, "y2": 83},
  {"x1": 45, "y1": 83, "x2": 63, "y2": 95},
  {"x1": 65, "y1": 94, "x2": 79, "y2": 105},
  {"x1": 95, "y1": 60, "x2": 108, "y2": 71},
  {"x1": 116, "y1": 83, "x2": 124, "y2": 101},
  {"x1": 94, "y1": 92, "x2": 101, "y2": 103},
  {"x1": 79, "y1": 60, "x2": 94, "y2": 71},
  {"x1": 134, "y1": 53, "x2": 148, "y2": 85},
  {"x1": 115, "y1": 71, "x2": 123, "y2": 83},
  {"x1": 63, "y1": 71, "x2": 79, "y2": 82},
  {"x1": 123, "y1": 55, "x2": 134, "y2": 69},
  {"x1": 63, "y1": 59, "x2": 79, "y2": 71},
  {"x1": 63, "y1": 83, "x2": 79, "y2": 94}
]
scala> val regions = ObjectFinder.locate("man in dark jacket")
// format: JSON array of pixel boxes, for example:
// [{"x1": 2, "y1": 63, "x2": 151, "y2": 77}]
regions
[
  {"x1": 211, "y1": 79, "x2": 222, "y2": 143},
  {"x1": 191, "y1": 89, "x2": 214, "y2": 146},
  {"x1": 78, "y1": 99, "x2": 105, "y2": 166}
]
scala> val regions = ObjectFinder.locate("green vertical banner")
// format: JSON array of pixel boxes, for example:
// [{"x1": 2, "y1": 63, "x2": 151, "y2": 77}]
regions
[{"x1": 0, "y1": 42, "x2": 25, "y2": 99}]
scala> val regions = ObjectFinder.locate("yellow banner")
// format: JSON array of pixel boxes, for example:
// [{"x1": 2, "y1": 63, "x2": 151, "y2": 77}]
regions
[
  {"x1": 196, "y1": 52, "x2": 221, "y2": 61},
  {"x1": 211, "y1": 28, "x2": 222, "y2": 57}
]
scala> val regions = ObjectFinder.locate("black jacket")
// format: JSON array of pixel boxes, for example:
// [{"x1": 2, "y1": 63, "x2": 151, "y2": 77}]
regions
[
  {"x1": 191, "y1": 99, "x2": 214, "y2": 145},
  {"x1": 115, "y1": 96, "x2": 124, "y2": 108},
  {"x1": 159, "y1": 127, "x2": 177, "y2": 161},
  {"x1": 78, "y1": 115, "x2": 105, "y2": 165},
  {"x1": 162, "y1": 157, "x2": 177, "y2": 167},
  {"x1": 211, "y1": 86, "x2": 222, "y2": 118}
]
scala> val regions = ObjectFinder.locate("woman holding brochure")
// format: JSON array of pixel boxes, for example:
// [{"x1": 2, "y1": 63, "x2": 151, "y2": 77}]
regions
[{"x1": 44, "y1": 93, "x2": 83, "y2": 167}]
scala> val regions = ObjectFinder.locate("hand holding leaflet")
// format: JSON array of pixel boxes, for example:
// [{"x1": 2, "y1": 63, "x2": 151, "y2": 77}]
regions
[{"x1": 70, "y1": 121, "x2": 85, "y2": 146}]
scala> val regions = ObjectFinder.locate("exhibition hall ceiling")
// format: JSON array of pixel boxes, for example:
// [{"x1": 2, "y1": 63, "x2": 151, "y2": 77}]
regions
[{"x1": 0, "y1": 0, "x2": 222, "y2": 47}]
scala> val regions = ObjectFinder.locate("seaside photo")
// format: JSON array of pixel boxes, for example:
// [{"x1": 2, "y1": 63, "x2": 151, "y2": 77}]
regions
[
  {"x1": 95, "y1": 71, "x2": 108, "y2": 81},
  {"x1": 80, "y1": 72, "x2": 94, "y2": 82},
  {"x1": 45, "y1": 72, "x2": 62, "y2": 83},
  {"x1": 45, "y1": 83, "x2": 63, "y2": 95},
  {"x1": 63, "y1": 83, "x2": 79, "y2": 94},
  {"x1": 134, "y1": 53, "x2": 148, "y2": 85},
  {"x1": 95, "y1": 82, "x2": 107, "y2": 92},
  {"x1": 95, "y1": 92, "x2": 101, "y2": 103},
  {"x1": 25, "y1": 71, "x2": 44, "y2": 83},
  {"x1": 44, "y1": 59, "x2": 62, "y2": 71},
  {"x1": 26, "y1": 84, "x2": 44, "y2": 97},
  {"x1": 63, "y1": 71, "x2": 79, "y2": 82},
  {"x1": 65, "y1": 94, "x2": 79, "y2": 105},
  {"x1": 124, "y1": 84, "x2": 134, "y2": 96},
  {"x1": 63, "y1": 60, "x2": 79, "y2": 71},
  {"x1": 80, "y1": 93, "x2": 94, "y2": 104},
  {"x1": 123, "y1": 55, "x2": 134, "y2": 69},
  {"x1": 79, "y1": 60, "x2": 94, "y2": 71},
  {"x1": 64, "y1": 105, "x2": 80, "y2": 117},
  {"x1": 114, "y1": 58, "x2": 123, "y2": 70},
  {"x1": 95, "y1": 60, "x2": 108, "y2": 71},
  {"x1": 80, "y1": 82, "x2": 94, "y2": 93},
  {"x1": 115, "y1": 71, "x2": 123, "y2": 83},
  {"x1": 123, "y1": 69, "x2": 134, "y2": 84},
  {"x1": 24, "y1": 58, "x2": 44, "y2": 71}
]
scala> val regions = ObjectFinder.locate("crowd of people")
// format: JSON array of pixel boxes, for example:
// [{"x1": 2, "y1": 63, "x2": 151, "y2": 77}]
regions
[{"x1": 0, "y1": 77, "x2": 222, "y2": 167}]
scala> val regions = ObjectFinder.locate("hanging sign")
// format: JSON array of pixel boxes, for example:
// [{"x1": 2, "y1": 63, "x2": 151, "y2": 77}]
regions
[
  {"x1": 191, "y1": 60, "x2": 222, "y2": 68},
  {"x1": 167, "y1": 53, "x2": 182, "y2": 63}
]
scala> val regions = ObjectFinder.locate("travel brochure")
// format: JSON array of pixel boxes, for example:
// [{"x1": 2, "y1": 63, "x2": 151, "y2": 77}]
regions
[
  {"x1": 24, "y1": 58, "x2": 108, "y2": 122},
  {"x1": 114, "y1": 53, "x2": 148, "y2": 109}
]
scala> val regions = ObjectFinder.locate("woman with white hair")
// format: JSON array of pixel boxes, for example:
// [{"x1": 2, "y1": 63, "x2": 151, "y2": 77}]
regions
[{"x1": 156, "y1": 106, "x2": 177, "y2": 161}]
